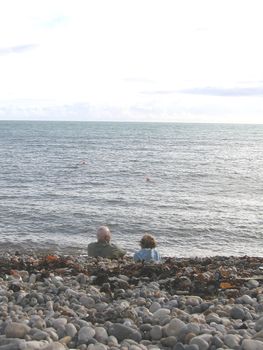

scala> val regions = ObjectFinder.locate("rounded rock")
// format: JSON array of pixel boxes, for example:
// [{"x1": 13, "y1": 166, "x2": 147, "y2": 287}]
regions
[
  {"x1": 78, "y1": 326, "x2": 96, "y2": 345},
  {"x1": 255, "y1": 317, "x2": 263, "y2": 332},
  {"x1": 165, "y1": 318, "x2": 187, "y2": 337},
  {"x1": 246, "y1": 280, "x2": 259, "y2": 289},
  {"x1": 108, "y1": 323, "x2": 142, "y2": 342},
  {"x1": 160, "y1": 336, "x2": 178, "y2": 347},
  {"x1": 153, "y1": 308, "x2": 170, "y2": 321},
  {"x1": 224, "y1": 334, "x2": 241, "y2": 348},
  {"x1": 174, "y1": 342, "x2": 186, "y2": 350},
  {"x1": 65, "y1": 323, "x2": 77, "y2": 338},
  {"x1": 88, "y1": 343, "x2": 108, "y2": 350},
  {"x1": 150, "y1": 325, "x2": 163, "y2": 340},
  {"x1": 239, "y1": 295, "x2": 255, "y2": 305},
  {"x1": 230, "y1": 306, "x2": 245, "y2": 320},
  {"x1": 149, "y1": 302, "x2": 161, "y2": 313},
  {"x1": 80, "y1": 296, "x2": 96, "y2": 308},
  {"x1": 185, "y1": 345, "x2": 199, "y2": 350},
  {"x1": 32, "y1": 330, "x2": 49, "y2": 341},
  {"x1": 242, "y1": 339, "x2": 263, "y2": 350},
  {"x1": 95, "y1": 326, "x2": 108, "y2": 344},
  {"x1": 52, "y1": 318, "x2": 68, "y2": 330},
  {"x1": 5, "y1": 322, "x2": 31, "y2": 339},
  {"x1": 190, "y1": 336, "x2": 209, "y2": 350},
  {"x1": 206, "y1": 313, "x2": 222, "y2": 324},
  {"x1": 41, "y1": 342, "x2": 66, "y2": 350}
]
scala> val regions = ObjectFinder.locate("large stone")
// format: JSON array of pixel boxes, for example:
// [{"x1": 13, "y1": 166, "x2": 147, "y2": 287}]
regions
[
  {"x1": 92, "y1": 343, "x2": 108, "y2": 350},
  {"x1": 65, "y1": 323, "x2": 77, "y2": 338},
  {"x1": 230, "y1": 306, "x2": 245, "y2": 320},
  {"x1": 185, "y1": 345, "x2": 199, "y2": 350},
  {"x1": 190, "y1": 336, "x2": 209, "y2": 350},
  {"x1": 160, "y1": 336, "x2": 178, "y2": 347},
  {"x1": 255, "y1": 317, "x2": 263, "y2": 332},
  {"x1": 0, "y1": 339, "x2": 26, "y2": 350},
  {"x1": 246, "y1": 280, "x2": 259, "y2": 289},
  {"x1": 239, "y1": 295, "x2": 255, "y2": 305},
  {"x1": 78, "y1": 326, "x2": 96, "y2": 344},
  {"x1": 174, "y1": 342, "x2": 185, "y2": 350},
  {"x1": 79, "y1": 296, "x2": 95, "y2": 308},
  {"x1": 206, "y1": 313, "x2": 222, "y2": 324},
  {"x1": 152, "y1": 308, "x2": 170, "y2": 321},
  {"x1": 107, "y1": 335, "x2": 119, "y2": 346},
  {"x1": 165, "y1": 318, "x2": 186, "y2": 337},
  {"x1": 42, "y1": 343, "x2": 66, "y2": 350},
  {"x1": 45, "y1": 329, "x2": 59, "y2": 342},
  {"x1": 52, "y1": 318, "x2": 68, "y2": 330},
  {"x1": 224, "y1": 334, "x2": 241, "y2": 348},
  {"x1": 186, "y1": 323, "x2": 200, "y2": 335},
  {"x1": 108, "y1": 323, "x2": 142, "y2": 342},
  {"x1": 32, "y1": 330, "x2": 49, "y2": 341},
  {"x1": 150, "y1": 325, "x2": 163, "y2": 340},
  {"x1": 253, "y1": 330, "x2": 263, "y2": 341},
  {"x1": 149, "y1": 302, "x2": 161, "y2": 313},
  {"x1": 25, "y1": 340, "x2": 49, "y2": 350},
  {"x1": 5, "y1": 322, "x2": 31, "y2": 339},
  {"x1": 95, "y1": 327, "x2": 108, "y2": 343},
  {"x1": 242, "y1": 339, "x2": 263, "y2": 350},
  {"x1": 30, "y1": 316, "x2": 46, "y2": 330},
  {"x1": 185, "y1": 297, "x2": 201, "y2": 307}
]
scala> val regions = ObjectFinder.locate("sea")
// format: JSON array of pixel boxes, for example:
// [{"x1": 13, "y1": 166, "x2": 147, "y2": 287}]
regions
[{"x1": 0, "y1": 121, "x2": 262, "y2": 257}]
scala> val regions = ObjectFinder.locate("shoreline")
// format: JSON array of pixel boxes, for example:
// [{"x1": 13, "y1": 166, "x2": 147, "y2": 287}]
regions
[
  {"x1": 0, "y1": 253, "x2": 262, "y2": 350},
  {"x1": 1, "y1": 242, "x2": 263, "y2": 259}
]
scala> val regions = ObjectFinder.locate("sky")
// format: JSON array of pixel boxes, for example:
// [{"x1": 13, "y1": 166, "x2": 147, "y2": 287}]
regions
[{"x1": 0, "y1": 0, "x2": 263, "y2": 123}]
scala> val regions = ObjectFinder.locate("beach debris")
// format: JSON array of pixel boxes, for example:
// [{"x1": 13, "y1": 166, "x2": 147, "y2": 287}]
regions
[{"x1": 0, "y1": 254, "x2": 262, "y2": 297}]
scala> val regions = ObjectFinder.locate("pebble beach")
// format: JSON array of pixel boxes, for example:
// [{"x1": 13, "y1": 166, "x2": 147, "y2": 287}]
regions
[{"x1": 0, "y1": 252, "x2": 262, "y2": 350}]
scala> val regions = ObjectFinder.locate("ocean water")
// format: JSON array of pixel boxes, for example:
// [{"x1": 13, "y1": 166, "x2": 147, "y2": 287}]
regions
[{"x1": 0, "y1": 121, "x2": 262, "y2": 257}]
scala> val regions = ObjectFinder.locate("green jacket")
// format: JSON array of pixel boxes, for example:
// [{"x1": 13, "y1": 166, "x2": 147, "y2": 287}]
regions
[{"x1": 88, "y1": 241, "x2": 126, "y2": 259}]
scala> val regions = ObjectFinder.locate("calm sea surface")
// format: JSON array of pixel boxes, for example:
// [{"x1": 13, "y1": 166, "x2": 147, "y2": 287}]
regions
[{"x1": 0, "y1": 121, "x2": 262, "y2": 257}]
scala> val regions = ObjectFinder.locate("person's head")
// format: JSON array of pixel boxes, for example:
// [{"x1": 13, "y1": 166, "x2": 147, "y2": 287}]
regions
[
  {"x1": 97, "y1": 226, "x2": 112, "y2": 243},
  {"x1": 140, "y1": 234, "x2": 157, "y2": 249}
]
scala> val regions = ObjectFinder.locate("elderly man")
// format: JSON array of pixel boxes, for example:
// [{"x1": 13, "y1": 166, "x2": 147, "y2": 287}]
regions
[{"x1": 88, "y1": 226, "x2": 126, "y2": 259}]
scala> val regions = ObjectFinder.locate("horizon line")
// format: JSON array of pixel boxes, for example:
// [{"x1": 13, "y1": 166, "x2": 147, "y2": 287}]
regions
[{"x1": 0, "y1": 119, "x2": 263, "y2": 126}]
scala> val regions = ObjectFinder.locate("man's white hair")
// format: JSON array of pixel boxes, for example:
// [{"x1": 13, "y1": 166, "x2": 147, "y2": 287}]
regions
[{"x1": 96, "y1": 226, "x2": 112, "y2": 242}]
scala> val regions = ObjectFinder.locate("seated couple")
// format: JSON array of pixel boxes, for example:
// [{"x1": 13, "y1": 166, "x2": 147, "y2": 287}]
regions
[{"x1": 88, "y1": 226, "x2": 161, "y2": 262}]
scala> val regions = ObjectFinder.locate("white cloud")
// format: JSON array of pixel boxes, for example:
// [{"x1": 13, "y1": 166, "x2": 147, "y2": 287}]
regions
[{"x1": 0, "y1": 0, "x2": 263, "y2": 123}]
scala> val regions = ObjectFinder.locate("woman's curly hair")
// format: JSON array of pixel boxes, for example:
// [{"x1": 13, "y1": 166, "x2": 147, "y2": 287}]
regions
[{"x1": 140, "y1": 234, "x2": 157, "y2": 249}]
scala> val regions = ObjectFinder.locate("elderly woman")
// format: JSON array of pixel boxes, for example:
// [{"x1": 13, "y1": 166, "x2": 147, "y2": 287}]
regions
[
  {"x1": 133, "y1": 234, "x2": 161, "y2": 262},
  {"x1": 88, "y1": 226, "x2": 126, "y2": 259}
]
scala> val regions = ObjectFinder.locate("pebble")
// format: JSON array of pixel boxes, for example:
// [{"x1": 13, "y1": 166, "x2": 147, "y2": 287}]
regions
[
  {"x1": 109, "y1": 323, "x2": 142, "y2": 342},
  {"x1": 230, "y1": 306, "x2": 246, "y2": 320},
  {"x1": 224, "y1": 334, "x2": 241, "y2": 348},
  {"x1": 242, "y1": 339, "x2": 263, "y2": 350},
  {"x1": 255, "y1": 317, "x2": 263, "y2": 332},
  {"x1": 190, "y1": 336, "x2": 210, "y2": 350},
  {"x1": 0, "y1": 254, "x2": 262, "y2": 350},
  {"x1": 164, "y1": 318, "x2": 186, "y2": 337},
  {"x1": 149, "y1": 325, "x2": 162, "y2": 340},
  {"x1": 78, "y1": 326, "x2": 96, "y2": 344},
  {"x1": 160, "y1": 335, "x2": 178, "y2": 347},
  {"x1": 5, "y1": 322, "x2": 31, "y2": 339}
]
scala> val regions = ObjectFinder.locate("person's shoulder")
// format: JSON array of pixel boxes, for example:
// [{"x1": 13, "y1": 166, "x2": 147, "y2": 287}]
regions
[
  {"x1": 110, "y1": 243, "x2": 126, "y2": 257},
  {"x1": 88, "y1": 241, "x2": 97, "y2": 247},
  {"x1": 87, "y1": 241, "x2": 98, "y2": 253}
]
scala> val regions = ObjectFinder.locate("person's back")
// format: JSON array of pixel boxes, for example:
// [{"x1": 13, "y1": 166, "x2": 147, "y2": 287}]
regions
[
  {"x1": 133, "y1": 233, "x2": 161, "y2": 262},
  {"x1": 88, "y1": 226, "x2": 126, "y2": 259},
  {"x1": 133, "y1": 247, "x2": 160, "y2": 262},
  {"x1": 88, "y1": 241, "x2": 125, "y2": 259}
]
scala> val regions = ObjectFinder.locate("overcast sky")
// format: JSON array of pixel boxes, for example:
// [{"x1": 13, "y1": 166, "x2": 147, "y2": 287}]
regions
[{"x1": 0, "y1": 0, "x2": 263, "y2": 123}]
